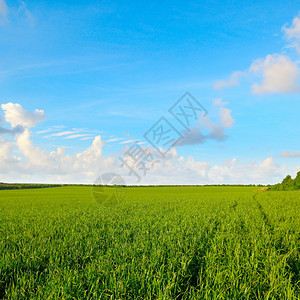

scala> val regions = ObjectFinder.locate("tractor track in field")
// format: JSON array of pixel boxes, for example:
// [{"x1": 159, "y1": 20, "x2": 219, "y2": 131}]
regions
[
  {"x1": 229, "y1": 199, "x2": 238, "y2": 211},
  {"x1": 252, "y1": 194, "x2": 299, "y2": 293},
  {"x1": 252, "y1": 194, "x2": 274, "y2": 233},
  {"x1": 176, "y1": 218, "x2": 221, "y2": 299}
]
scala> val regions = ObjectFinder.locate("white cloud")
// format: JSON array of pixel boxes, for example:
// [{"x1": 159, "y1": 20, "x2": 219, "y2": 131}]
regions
[
  {"x1": 128, "y1": 146, "x2": 285, "y2": 185},
  {"x1": 177, "y1": 99, "x2": 234, "y2": 146},
  {"x1": 106, "y1": 138, "x2": 126, "y2": 143},
  {"x1": 64, "y1": 134, "x2": 94, "y2": 139},
  {"x1": 283, "y1": 15, "x2": 300, "y2": 53},
  {"x1": 37, "y1": 129, "x2": 57, "y2": 134},
  {"x1": 214, "y1": 98, "x2": 234, "y2": 128},
  {"x1": 214, "y1": 15, "x2": 300, "y2": 95},
  {"x1": 213, "y1": 98, "x2": 228, "y2": 106},
  {"x1": 214, "y1": 71, "x2": 244, "y2": 90},
  {"x1": 219, "y1": 107, "x2": 234, "y2": 128},
  {"x1": 37, "y1": 126, "x2": 65, "y2": 134},
  {"x1": 0, "y1": 136, "x2": 22, "y2": 172},
  {"x1": 281, "y1": 151, "x2": 300, "y2": 158},
  {"x1": 250, "y1": 54, "x2": 300, "y2": 94},
  {"x1": 1, "y1": 103, "x2": 46, "y2": 128},
  {"x1": 17, "y1": 129, "x2": 58, "y2": 171},
  {"x1": 205, "y1": 157, "x2": 284, "y2": 185},
  {"x1": 0, "y1": 127, "x2": 288, "y2": 184},
  {"x1": 44, "y1": 131, "x2": 76, "y2": 138},
  {"x1": 216, "y1": 54, "x2": 300, "y2": 94},
  {"x1": 120, "y1": 139, "x2": 135, "y2": 144},
  {"x1": 0, "y1": 103, "x2": 289, "y2": 185},
  {"x1": 80, "y1": 136, "x2": 95, "y2": 141},
  {"x1": 14, "y1": 128, "x2": 116, "y2": 180},
  {"x1": 42, "y1": 129, "x2": 97, "y2": 140},
  {"x1": 284, "y1": 16, "x2": 300, "y2": 40},
  {"x1": 0, "y1": 0, "x2": 8, "y2": 17}
]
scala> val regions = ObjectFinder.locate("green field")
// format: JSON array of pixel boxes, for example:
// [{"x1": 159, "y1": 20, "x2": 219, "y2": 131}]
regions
[{"x1": 0, "y1": 186, "x2": 299, "y2": 299}]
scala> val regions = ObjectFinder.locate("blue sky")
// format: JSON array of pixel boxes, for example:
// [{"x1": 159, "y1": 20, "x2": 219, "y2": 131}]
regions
[{"x1": 0, "y1": 0, "x2": 299, "y2": 184}]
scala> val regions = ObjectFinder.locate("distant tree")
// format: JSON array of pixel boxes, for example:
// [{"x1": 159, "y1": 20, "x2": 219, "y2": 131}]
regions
[
  {"x1": 293, "y1": 171, "x2": 300, "y2": 190},
  {"x1": 271, "y1": 171, "x2": 300, "y2": 191},
  {"x1": 281, "y1": 175, "x2": 294, "y2": 191}
]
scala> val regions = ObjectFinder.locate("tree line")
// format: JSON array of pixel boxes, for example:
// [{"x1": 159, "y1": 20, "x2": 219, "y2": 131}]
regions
[
  {"x1": 270, "y1": 171, "x2": 300, "y2": 191},
  {"x1": 0, "y1": 183, "x2": 62, "y2": 190}
]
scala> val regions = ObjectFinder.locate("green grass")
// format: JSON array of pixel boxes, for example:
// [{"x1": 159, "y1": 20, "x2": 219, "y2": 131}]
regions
[{"x1": 0, "y1": 186, "x2": 299, "y2": 299}]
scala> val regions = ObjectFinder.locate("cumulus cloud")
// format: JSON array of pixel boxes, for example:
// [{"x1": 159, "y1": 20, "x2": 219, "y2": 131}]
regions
[
  {"x1": 281, "y1": 151, "x2": 300, "y2": 158},
  {"x1": 0, "y1": 103, "x2": 288, "y2": 185},
  {"x1": 11, "y1": 128, "x2": 117, "y2": 182},
  {"x1": 0, "y1": 136, "x2": 22, "y2": 173},
  {"x1": 121, "y1": 147, "x2": 285, "y2": 185},
  {"x1": 283, "y1": 15, "x2": 300, "y2": 53},
  {"x1": 250, "y1": 54, "x2": 300, "y2": 94},
  {"x1": 0, "y1": 104, "x2": 112, "y2": 182},
  {"x1": 0, "y1": 126, "x2": 287, "y2": 184},
  {"x1": 214, "y1": 14, "x2": 300, "y2": 95},
  {"x1": 215, "y1": 54, "x2": 300, "y2": 94},
  {"x1": 17, "y1": 129, "x2": 107, "y2": 172},
  {"x1": 17, "y1": 129, "x2": 58, "y2": 171},
  {"x1": 1, "y1": 103, "x2": 46, "y2": 128},
  {"x1": 177, "y1": 98, "x2": 234, "y2": 146},
  {"x1": 214, "y1": 98, "x2": 234, "y2": 128},
  {"x1": 205, "y1": 157, "x2": 284, "y2": 185}
]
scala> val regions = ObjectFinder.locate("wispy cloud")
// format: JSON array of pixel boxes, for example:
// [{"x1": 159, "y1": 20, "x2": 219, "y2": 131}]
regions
[
  {"x1": 44, "y1": 131, "x2": 80, "y2": 138},
  {"x1": 80, "y1": 136, "x2": 95, "y2": 141},
  {"x1": 106, "y1": 137, "x2": 126, "y2": 142},
  {"x1": 120, "y1": 139, "x2": 135, "y2": 144},
  {"x1": 36, "y1": 126, "x2": 66, "y2": 134},
  {"x1": 64, "y1": 134, "x2": 94, "y2": 139},
  {"x1": 0, "y1": 60, "x2": 141, "y2": 80},
  {"x1": 37, "y1": 129, "x2": 55, "y2": 134},
  {"x1": 0, "y1": 0, "x2": 35, "y2": 26},
  {"x1": 214, "y1": 71, "x2": 245, "y2": 90},
  {"x1": 42, "y1": 128, "x2": 96, "y2": 140},
  {"x1": 18, "y1": 1, "x2": 34, "y2": 27},
  {"x1": 283, "y1": 15, "x2": 300, "y2": 53},
  {"x1": 281, "y1": 151, "x2": 300, "y2": 158},
  {"x1": 0, "y1": 0, "x2": 8, "y2": 18}
]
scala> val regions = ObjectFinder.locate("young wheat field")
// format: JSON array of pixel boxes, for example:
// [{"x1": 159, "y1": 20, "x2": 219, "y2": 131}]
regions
[{"x1": 0, "y1": 186, "x2": 299, "y2": 299}]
